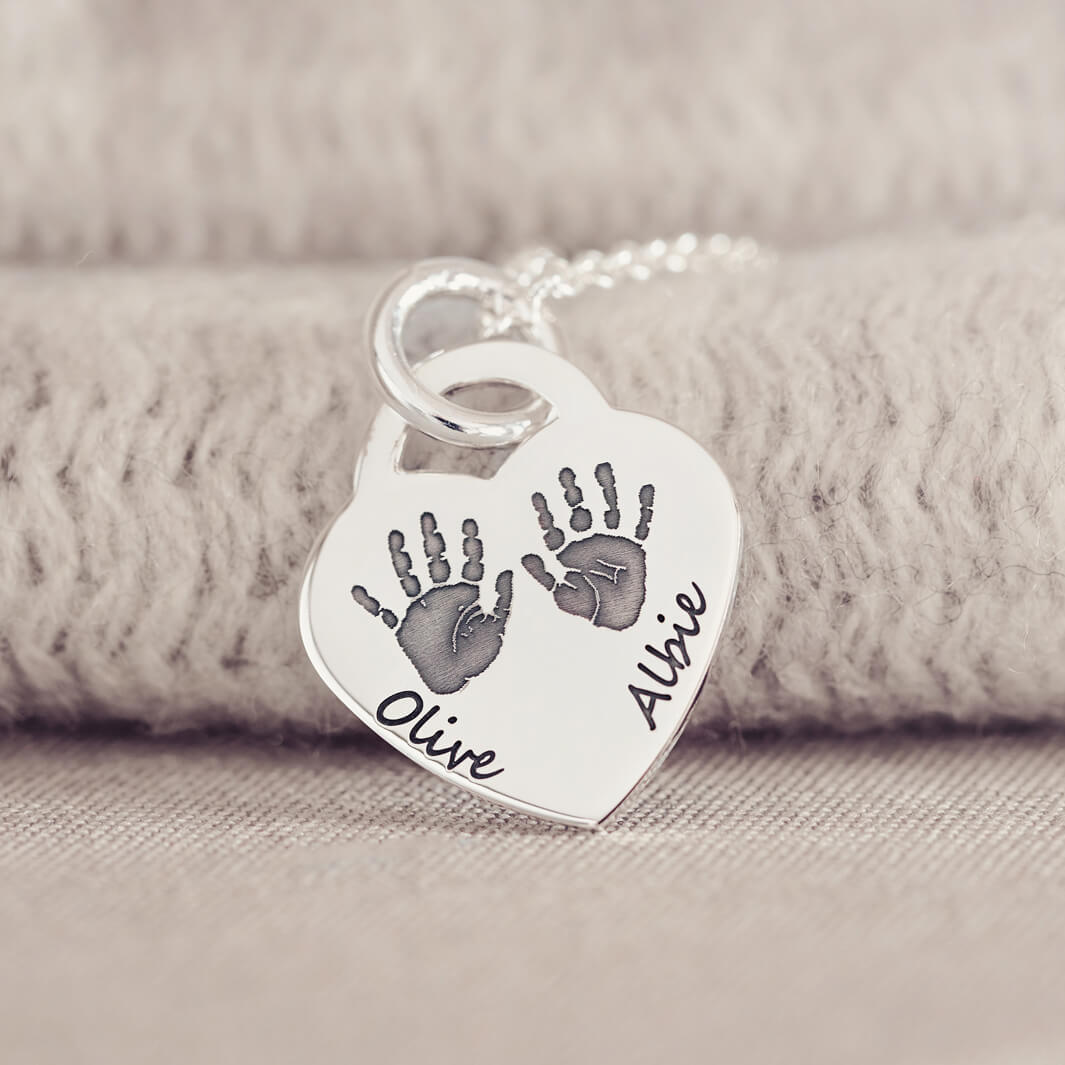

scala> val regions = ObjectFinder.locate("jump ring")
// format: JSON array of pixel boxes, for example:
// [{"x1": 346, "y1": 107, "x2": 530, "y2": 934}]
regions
[{"x1": 368, "y1": 257, "x2": 563, "y2": 448}]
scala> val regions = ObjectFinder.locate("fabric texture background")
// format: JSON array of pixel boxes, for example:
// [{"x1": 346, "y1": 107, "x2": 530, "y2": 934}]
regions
[
  {"x1": 1, "y1": 0, "x2": 1063, "y2": 262},
  {"x1": 4, "y1": 731, "x2": 1065, "y2": 1065},
  {"x1": 2, "y1": 227, "x2": 1064, "y2": 736},
  {"x1": 3, "y1": 1, "x2": 1065, "y2": 1062}
]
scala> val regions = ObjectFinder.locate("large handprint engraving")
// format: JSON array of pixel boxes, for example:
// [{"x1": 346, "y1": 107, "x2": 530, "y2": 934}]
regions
[
  {"x1": 351, "y1": 513, "x2": 513, "y2": 695},
  {"x1": 521, "y1": 462, "x2": 655, "y2": 630}
]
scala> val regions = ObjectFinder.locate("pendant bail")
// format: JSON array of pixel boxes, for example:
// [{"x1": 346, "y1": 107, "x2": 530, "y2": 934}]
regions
[{"x1": 368, "y1": 257, "x2": 564, "y2": 448}]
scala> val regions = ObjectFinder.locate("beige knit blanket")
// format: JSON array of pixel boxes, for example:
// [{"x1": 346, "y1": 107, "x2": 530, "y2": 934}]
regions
[{"x1": 1, "y1": 0, "x2": 1064, "y2": 738}]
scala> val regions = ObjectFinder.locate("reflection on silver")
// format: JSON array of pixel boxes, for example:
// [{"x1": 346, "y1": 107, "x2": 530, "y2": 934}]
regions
[
  {"x1": 301, "y1": 340, "x2": 742, "y2": 827},
  {"x1": 369, "y1": 257, "x2": 562, "y2": 448}
]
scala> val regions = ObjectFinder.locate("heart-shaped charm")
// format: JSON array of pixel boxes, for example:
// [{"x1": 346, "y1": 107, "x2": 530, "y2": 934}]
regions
[{"x1": 300, "y1": 341, "x2": 741, "y2": 826}]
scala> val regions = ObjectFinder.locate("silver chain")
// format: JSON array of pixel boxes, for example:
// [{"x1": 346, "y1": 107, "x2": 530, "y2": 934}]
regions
[
  {"x1": 369, "y1": 234, "x2": 775, "y2": 448},
  {"x1": 482, "y1": 232, "x2": 776, "y2": 337}
]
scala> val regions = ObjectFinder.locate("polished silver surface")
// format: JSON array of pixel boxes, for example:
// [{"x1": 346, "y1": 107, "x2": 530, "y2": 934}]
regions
[
  {"x1": 301, "y1": 341, "x2": 742, "y2": 827},
  {"x1": 369, "y1": 257, "x2": 563, "y2": 448},
  {"x1": 310, "y1": 237, "x2": 765, "y2": 824},
  {"x1": 368, "y1": 236, "x2": 774, "y2": 450}
]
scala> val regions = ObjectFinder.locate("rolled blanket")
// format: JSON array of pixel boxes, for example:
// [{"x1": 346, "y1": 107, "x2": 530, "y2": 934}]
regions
[
  {"x1": 2, "y1": 225, "x2": 1063, "y2": 737},
  {"x1": 0, "y1": 0, "x2": 1062, "y2": 262}
]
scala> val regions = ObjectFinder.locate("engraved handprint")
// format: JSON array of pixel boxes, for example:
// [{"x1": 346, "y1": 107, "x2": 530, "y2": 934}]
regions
[
  {"x1": 351, "y1": 514, "x2": 513, "y2": 695},
  {"x1": 521, "y1": 463, "x2": 654, "y2": 630}
]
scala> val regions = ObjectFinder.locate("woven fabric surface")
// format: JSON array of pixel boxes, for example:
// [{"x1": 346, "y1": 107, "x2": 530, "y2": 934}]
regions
[
  {"x1": 4, "y1": 3, "x2": 1065, "y2": 1062},
  {"x1": 2, "y1": 730, "x2": 1064, "y2": 1065},
  {"x1": 0, "y1": 0, "x2": 1063, "y2": 262},
  {"x1": 2, "y1": 225, "x2": 1063, "y2": 736}
]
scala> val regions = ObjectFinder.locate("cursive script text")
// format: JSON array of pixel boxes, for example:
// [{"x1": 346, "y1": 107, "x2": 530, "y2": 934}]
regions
[
  {"x1": 376, "y1": 690, "x2": 504, "y2": 779},
  {"x1": 628, "y1": 582, "x2": 707, "y2": 731}
]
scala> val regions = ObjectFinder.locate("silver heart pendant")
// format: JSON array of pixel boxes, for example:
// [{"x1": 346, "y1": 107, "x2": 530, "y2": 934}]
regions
[{"x1": 300, "y1": 340, "x2": 741, "y2": 826}]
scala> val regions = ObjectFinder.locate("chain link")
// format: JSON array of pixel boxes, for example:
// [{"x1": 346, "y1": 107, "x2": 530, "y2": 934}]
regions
[
  {"x1": 368, "y1": 234, "x2": 775, "y2": 446},
  {"x1": 481, "y1": 232, "x2": 775, "y2": 337}
]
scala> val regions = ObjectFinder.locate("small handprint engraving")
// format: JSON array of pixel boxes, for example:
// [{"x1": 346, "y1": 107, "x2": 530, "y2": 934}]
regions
[
  {"x1": 521, "y1": 462, "x2": 654, "y2": 630},
  {"x1": 352, "y1": 514, "x2": 513, "y2": 695}
]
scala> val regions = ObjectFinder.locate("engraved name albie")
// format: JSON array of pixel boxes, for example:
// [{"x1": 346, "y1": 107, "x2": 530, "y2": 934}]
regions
[{"x1": 629, "y1": 582, "x2": 707, "y2": 731}]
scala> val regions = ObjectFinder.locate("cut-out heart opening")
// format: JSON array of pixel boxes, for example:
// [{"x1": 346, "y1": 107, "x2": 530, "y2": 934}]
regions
[{"x1": 397, "y1": 381, "x2": 535, "y2": 479}]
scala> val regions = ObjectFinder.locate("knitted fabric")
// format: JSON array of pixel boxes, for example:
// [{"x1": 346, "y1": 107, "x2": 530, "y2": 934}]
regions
[
  {"x1": 0, "y1": 0, "x2": 1063, "y2": 262},
  {"x1": 4, "y1": 731, "x2": 1065, "y2": 1065},
  {"x1": 2, "y1": 226, "x2": 1063, "y2": 737}
]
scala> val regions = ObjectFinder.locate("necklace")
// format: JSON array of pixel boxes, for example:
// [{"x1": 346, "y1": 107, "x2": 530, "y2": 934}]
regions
[{"x1": 300, "y1": 233, "x2": 773, "y2": 827}]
